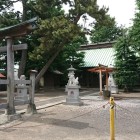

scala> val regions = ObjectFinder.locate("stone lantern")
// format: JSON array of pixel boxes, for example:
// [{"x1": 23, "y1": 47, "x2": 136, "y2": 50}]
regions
[{"x1": 65, "y1": 65, "x2": 83, "y2": 106}]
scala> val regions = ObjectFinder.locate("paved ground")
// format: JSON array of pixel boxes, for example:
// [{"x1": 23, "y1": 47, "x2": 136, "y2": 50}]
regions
[{"x1": 0, "y1": 88, "x2": 140, "y2": 140}]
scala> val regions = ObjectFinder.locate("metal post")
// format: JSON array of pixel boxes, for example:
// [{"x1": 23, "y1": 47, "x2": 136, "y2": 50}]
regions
[
  {"x1": 26, "y1": 70, "x2": 37, "y2": 114},
  {"x1": 6, "y1": 36, "x2": 15, "y2": 115},
  {"x1": 110, "y1": 97, "x2": 115, "y2": 140}
]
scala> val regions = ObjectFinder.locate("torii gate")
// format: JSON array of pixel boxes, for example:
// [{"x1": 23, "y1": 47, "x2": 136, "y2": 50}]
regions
[{"x1": 0, "y1": 17, "x2": 37, "y2": 119}]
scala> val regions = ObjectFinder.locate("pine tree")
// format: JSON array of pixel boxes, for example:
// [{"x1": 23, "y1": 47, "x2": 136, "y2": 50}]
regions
[
  {"x1": 90, "y1": 16, "x2": 123, "y2": 43},
  {"x1": 112, "y1": 0, "x2": 140, "y2": 91},
  {"x1": 114, "y1": 34, "x2": 139, "y2": 91}
]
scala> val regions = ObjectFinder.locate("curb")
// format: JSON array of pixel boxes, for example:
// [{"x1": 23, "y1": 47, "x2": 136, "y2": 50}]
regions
[{"x1": 17, "y1": 100, "x2": 64, "y2": 114}]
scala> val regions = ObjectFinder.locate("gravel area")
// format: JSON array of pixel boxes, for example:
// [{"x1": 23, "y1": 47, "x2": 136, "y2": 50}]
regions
[{"x1": 0, "y1": 98, "x2": 139, "y2": 140}]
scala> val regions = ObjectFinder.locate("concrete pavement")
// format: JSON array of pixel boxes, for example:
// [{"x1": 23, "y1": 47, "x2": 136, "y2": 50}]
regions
[
  {"x1": 0, "y1": 88, "x2": 140, "y2": 139},
  {"x1": 0, "y1": 90, "x2": 139, "y2": 140}
]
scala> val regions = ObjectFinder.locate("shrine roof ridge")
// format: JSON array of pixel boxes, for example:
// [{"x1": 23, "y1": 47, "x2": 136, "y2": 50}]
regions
[{"x1": 79, "y1": 41, "x2": 116, "y2": 50}]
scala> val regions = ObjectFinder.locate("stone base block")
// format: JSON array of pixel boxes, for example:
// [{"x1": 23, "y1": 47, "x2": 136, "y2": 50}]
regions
[
  {"x1": 0, "y1": 113, "x2": 21, "y2": 124},
  {"x1": 103, "y1": 90, "x2": 111, "y2": 100},
  {"x1": 26, "y1": 103, "x2": 37, "y2": 114},
  {"x1": 64, "y1": 98, "x2": 83, "y2": 106},
  {"x1": 15, "y1": 95, "x2": 28, "y2": 101},
  {"x1": 64, "y1": 102, "x2": 83, "y2": 106}
]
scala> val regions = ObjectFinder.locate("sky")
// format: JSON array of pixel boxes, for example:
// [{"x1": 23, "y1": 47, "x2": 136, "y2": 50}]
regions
[
  {"x1": 14, "y1": 0, "x2": 136, "y2": 28},
  {"x1": 97, "y1": 0, "x2": 136, "y2": 27},
  {"x1": 77, "y1": 0, "x2": 136, "y2": 30}
]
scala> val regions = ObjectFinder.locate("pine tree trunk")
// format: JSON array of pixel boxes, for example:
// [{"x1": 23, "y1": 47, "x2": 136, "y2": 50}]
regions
[
  {"x1": 35, "y1": 47, "x2": 62, "y2": 85},
  {"x1": 18, "y1": 50, "x2": 27, "y2": 77},
  {"x1": 18, "y1": 0, "x2": 27, "y2": 78}
]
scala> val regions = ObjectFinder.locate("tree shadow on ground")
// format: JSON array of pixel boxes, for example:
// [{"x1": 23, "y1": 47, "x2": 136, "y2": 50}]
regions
[{"x1": 27, "y1": 115, "x2": 89, "y2": 130}]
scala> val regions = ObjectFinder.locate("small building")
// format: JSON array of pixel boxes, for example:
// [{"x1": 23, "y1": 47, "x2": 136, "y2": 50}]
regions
[
  {"x1": 40, "y1": 70, "x2": 64, "y2": 88},
  {"x1": 78, "y1": 41, "x2": 115, "y2": 88}
]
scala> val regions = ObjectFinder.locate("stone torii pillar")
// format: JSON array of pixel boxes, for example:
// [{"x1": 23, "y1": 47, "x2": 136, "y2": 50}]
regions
[
  {"x1": 6, "y1": 37, "x2": 15, "y2": 115},
  {"x1": 26, "y1": 70, "x2": 37, "y2": 114},
  {"x1": 0, "y1": 39, "x2": 28, "y2": 117}
]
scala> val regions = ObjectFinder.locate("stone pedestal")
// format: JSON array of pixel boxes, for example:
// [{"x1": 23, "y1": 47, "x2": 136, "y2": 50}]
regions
[
  {"x1": 110, "y1": 85, "x2": 118, "y2": 94},
  {"x1": 15, "y1": 85, "x2": 28, "y2": 101},
  {"x1": 105, "y1": 85, "x2": 118, "y2": 94},
  {"x1": 65, "y1": 85, "x2": 83, "y2": 106}
]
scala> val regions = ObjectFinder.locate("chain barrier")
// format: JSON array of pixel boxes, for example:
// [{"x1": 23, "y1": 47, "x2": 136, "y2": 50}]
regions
[
  {"x1": 65, "y1": 101, "x2": 110, "y2": 122},
  {"x1": 112, "y1": 101, "x2": 140, "y2": 120}
]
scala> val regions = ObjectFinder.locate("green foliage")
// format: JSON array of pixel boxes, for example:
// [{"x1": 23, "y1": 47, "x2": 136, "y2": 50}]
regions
[
  {"x1": 129, "y1": 0, "x2": 140, "y2": 54},
  {"x1": 29, "y1": 15, "x2": 81, "y2": 69},
  {"x1": 0, "y1": 11, "x2": 21, "y2": 28},
  {"x1": 113, "y1": 0, "x2": 140, "y2": 91},
  {"x1": 33, "y1": 0, "x2": 64, "y2": 19},
  {"x1": 114, "y1": 35, "x2": 139, "y2": 90},
  {"x1": 90, "y1": 16, "x2": 123, "y2": 43}
]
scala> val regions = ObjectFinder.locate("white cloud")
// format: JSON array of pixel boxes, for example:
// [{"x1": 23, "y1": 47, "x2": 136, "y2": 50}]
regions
[
  {"x1": 13, "y1": 2, "x2": 23, "y2": 12},
  {"x1": 97, "y1": 0, "x2": 136, "y2": 27}
]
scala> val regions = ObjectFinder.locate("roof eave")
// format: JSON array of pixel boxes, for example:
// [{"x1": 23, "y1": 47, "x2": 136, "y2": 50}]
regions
[{"x1": 0, "y1": 17, "x2": 38, "y2": 39}]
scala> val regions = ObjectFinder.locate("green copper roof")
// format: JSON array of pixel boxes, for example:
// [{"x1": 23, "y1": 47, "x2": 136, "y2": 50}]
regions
[{"x1": 79, "y1": 47, "x2": 115, "y2": 67}]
